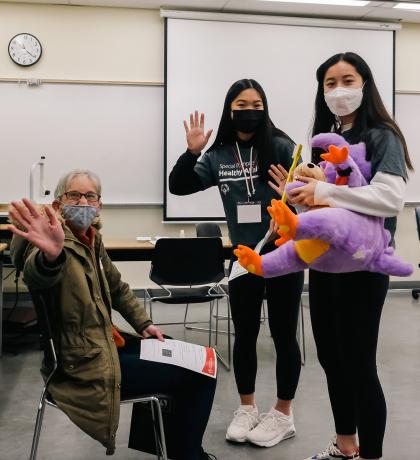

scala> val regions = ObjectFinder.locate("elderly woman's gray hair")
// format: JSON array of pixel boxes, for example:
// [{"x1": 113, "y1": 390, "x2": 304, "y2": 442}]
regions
[{"x1": 54, "y1": 169, "x2": 102, "y2": 200}]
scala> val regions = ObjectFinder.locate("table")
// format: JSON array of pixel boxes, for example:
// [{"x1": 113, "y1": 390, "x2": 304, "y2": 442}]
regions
[
  {"x1": 104, "y1": 237, "x2": 233, "y2": 261},
  {"x1": 104, "y1": 238, "x2": 155, "y2": 261},
  {"x1": 0, "y1": 228, "x2": 234, "y2": 260},
  {"x1": 0, "y1": 243, "x2": 7, "y2": 357}
]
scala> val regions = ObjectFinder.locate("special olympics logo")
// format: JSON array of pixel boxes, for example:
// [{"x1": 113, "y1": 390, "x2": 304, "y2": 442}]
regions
[{"x1": 220, "y1": 184, "x2": 229, "y2": 195}]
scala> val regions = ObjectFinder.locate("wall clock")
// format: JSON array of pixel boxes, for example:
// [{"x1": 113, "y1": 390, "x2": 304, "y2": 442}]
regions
[{"x1": 8, "y1": 33, "x2": 42, "y2": 67}]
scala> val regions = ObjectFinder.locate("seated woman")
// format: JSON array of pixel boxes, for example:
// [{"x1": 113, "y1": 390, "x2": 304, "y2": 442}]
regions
[{"x1": 8, "y1": 169, "x2": 217, "y2": 460}]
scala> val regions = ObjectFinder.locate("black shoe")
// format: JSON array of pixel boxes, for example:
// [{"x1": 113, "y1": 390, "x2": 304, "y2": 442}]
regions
[{"x1": 201, "y1": 452, "x2": 217, "y2": 460}]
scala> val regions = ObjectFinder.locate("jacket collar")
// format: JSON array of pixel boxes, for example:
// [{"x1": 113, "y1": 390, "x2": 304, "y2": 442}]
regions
[{"x1": 63, "y1": 225, "x2": 101, "y2": 259}]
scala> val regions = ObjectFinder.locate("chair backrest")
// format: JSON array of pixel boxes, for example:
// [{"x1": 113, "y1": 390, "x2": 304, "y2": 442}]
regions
[
  {"x1": 195, "y1": 222, "x2": 222, "y2": 237},
  {"x1": 29, "y1": 288, "x2": 58, "y2": 374},
  {"x1": 415, "y1": 207, "x2": 420, "y2": 241},
  {"x1": 150, "y1": 237, "x2": 225, "y2": 286}
]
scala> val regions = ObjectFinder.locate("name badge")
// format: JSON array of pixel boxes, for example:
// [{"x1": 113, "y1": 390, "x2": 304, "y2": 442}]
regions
[{"x1": 237, "y1": 201, "x2": 262, "y2": 224}]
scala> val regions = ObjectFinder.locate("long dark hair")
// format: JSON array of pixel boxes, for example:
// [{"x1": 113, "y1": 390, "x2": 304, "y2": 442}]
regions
[
  {"x1": 312, "y1": 52, "x2": 413, "y2": 170},
  {"x1": 207, "y1": 78, "x2": 294, "y2": 181}
]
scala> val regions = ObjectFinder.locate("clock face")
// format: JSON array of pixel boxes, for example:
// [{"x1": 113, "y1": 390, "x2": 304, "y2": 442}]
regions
[{"x1": 8, "y1": 33, "x2": 42, "y2": 67}]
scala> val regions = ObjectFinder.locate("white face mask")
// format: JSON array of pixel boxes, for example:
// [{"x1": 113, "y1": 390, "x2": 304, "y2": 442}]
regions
[{"x1": 324, "y1": 86, "x2": 363, "y2": 117}]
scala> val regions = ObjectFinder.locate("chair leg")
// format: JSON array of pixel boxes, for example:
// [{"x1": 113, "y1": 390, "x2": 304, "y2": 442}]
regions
[
  {"x1": 183, "y1": 303, "x2": 190, "y2": 328},
  {"x1": 215, "y1": 300, "x2": 219, "y2": 347},
  {"x1": 149, "y1": 398, "x2": 167, "y2": 460},
  {"x1": 185, "y1": 297, "x2": 234, "y2": 336},
  {"x1": 29, "y1": 388, "x2": 48, "y2": 460},
  {"x1": 213, "y1": 297, "x2": 232, "y2": 371},
  {"x1": 299, "y1": 298, "x2": 306, "y2": 366},
  {"x1": 260, "y1": 298, "x2": 267, "y2": 323},
  {"x1": 226, "y1": 296, "x2": 232, "y2": 368},
  {"x1": 125, "y1": 396, "x2": 168, "y2": 459},
  {"x1": 208, "y1": 301, "x2": 214, "y2": 347},
  {"x1": 144, "y1": 291, "x2": 153, "y2": 322}
]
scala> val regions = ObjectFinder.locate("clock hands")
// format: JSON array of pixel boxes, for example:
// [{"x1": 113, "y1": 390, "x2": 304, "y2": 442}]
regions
[{"x1": 21, "y1": 43, "x2": 36, "y2": 58}]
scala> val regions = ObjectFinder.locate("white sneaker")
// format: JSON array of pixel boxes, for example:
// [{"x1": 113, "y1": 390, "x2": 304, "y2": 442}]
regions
[
  {"x1": 246, "y1": 407, "x2": 296, "y2": 447},
  {"x1": 304, "y1": 436, "x2": 359, "y2": 459},
  {"x1": 225, "y1": 405, "x2": 259, "y2": 443}
]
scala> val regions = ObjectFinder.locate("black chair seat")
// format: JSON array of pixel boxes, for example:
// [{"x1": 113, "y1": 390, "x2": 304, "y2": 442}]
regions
[{"x1": 146, "y1": 286, "x2": 225, "y2": 304}]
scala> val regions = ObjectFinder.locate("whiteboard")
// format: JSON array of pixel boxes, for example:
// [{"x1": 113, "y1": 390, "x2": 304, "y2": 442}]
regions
[
  {"x1": 395, "y1": 93, "x2": 420, "y2": 204},
  {"x1": 165, "y1": 17, "x2": 395, "y2": 220},
  {"x1": 0, "y1": 82, "x2": 163, "y2": 205}
]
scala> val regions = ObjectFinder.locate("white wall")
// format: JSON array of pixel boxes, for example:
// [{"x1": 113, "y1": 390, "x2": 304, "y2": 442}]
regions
[
  {"x1": 1, "y1": 3, "x2": 419, "y2": 289},
  {"x1": 394, "y1": 23, "x2": 420, "y2": 284},
  {"x1": 395, "y1": 22, "x2": 420, "y2": 92},
  {"x1": 0, "y1": 3, "x2": 163, "y2": 82}
]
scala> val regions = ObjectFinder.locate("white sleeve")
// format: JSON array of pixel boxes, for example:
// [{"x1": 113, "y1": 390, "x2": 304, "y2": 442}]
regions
[{"x1": 314, "y1": 171, "x2": 406, "y2": 217}]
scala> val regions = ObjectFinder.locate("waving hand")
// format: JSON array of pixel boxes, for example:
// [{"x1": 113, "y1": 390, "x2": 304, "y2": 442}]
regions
[
  {"x1": 184, "y1": 110, "x2": 213, "y2": 155},
  {"x1": 8, "y1": 198, "x2": 65, "y2": 263}
]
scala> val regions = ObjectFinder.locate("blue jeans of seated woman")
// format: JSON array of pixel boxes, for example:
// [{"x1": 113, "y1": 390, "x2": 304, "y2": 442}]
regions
[{"x1": 118, "y1": 341, "x2": 217, "y2": 460}]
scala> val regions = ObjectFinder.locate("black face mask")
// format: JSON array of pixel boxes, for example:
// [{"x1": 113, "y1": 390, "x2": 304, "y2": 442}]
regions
[{"x1": 231, "y1": 110, "x2": 264, "y2": 134}]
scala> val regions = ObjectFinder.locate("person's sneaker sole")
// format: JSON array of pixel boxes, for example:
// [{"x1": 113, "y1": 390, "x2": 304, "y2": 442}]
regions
[
  {"x1": 247, "y1": 428, "x2": 296, "y2": 447},
  {"x1": 225, "y1": 434, "x2": 248, "y2": 443}
]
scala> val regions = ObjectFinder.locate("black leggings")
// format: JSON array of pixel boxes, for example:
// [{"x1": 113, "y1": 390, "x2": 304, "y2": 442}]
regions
[
  {"x1": 229, "y1": 246, "x2": 304, "y2": 400},
  {"x1": 119, "y1": 341, "x2": 216, "y2": 460},
  {"x1": 309, "y1": 270, "x2": 389, "y2": 459}
]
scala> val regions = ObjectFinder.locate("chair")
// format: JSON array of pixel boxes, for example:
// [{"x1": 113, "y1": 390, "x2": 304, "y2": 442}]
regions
[
  {"x1": 28, "y1": 289, "x2": 168, "y2": 460},
  {"x1": 194, "y1": 224, "x2": 305, "y2": 363},
  {"x1": 195, "y1": 222, "x2": 222, "y2": 238},
  {"x1": 195, "y1": 223, "x2": 233, "y2": 328},
  {"x1": 144, "y1": 237, "x2": 231, "y2": 370},
  {"x1": 197, "y1": 221, "x2": 269, "y2": 326},
  {"x1": 412, "y1": 207, "x2": 420, "y2": 299},
  {"x1": 197, "y1": 223, "x2": 268, "y2": 325}
]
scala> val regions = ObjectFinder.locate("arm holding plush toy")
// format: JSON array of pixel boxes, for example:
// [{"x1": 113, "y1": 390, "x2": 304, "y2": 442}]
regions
[
  {"x1": 234, "y1": 199, "x2": 413, "y2": 277},
  {"x1": 289, "y1": 132, "x2": 405, "y2": 217},
  {"x1": 234, "y1": 134, "x2": 413, "y2": 278}
]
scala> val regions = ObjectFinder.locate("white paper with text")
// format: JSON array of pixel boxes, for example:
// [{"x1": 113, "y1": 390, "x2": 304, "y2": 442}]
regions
[{"x1": 140, "y1": 339, "x2": 217, "y2": 378}]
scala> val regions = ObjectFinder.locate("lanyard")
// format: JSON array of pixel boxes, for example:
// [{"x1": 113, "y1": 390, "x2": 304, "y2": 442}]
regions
[{"x1": 235, "y1": 142, "x2": 256, "y2": 200}]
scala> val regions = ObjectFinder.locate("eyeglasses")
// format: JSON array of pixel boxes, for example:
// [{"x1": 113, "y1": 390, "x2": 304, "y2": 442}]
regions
[{"x1": 62, "y1": 191, "x2": 101, "y2": 203}]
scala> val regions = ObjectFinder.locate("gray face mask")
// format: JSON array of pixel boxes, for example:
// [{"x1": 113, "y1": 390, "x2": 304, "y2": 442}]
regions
[{"x1": 62, "y1": 205, "x2": 98, "y2": 232}]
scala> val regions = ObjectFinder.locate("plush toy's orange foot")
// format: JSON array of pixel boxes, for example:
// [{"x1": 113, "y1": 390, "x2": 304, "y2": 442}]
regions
[
  {"x1": 234, "y1": 245, "x2": 263, "y2": 276},
  {"x1": 275, "y1": 229, "x2": 291, "y2": 247},
  {"x1": 267, "y1": 200, "x2": 298, "y2": 243},
  {"x1": 320, "y1": 145, "x2": 349, "y2": 164}
]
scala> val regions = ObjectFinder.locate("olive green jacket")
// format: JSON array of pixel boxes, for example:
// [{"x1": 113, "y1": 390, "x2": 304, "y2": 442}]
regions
[{"x1": 10, "y1": 226, "x2": 152, "y2": 455}]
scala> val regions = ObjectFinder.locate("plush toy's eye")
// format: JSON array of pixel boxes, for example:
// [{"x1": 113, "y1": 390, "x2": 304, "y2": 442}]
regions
[{"x1": 308, "y1": 163, "x2": 315, "y2": 168}]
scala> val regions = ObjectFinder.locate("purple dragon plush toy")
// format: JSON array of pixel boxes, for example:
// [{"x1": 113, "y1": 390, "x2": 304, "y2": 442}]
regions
[{"x1": 234, "y1": 133, "x2": 413, "y2": 278}]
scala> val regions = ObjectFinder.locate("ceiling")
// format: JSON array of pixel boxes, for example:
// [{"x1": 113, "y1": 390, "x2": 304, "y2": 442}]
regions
[{"x1": 3, "y1": 0, "x2": 420, "y2": 23}]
